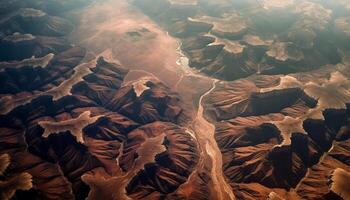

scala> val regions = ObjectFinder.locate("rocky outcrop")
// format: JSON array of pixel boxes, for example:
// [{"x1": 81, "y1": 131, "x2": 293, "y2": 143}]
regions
[
  {"x1": 2, "y1": 0, "x2": 350, "y2": 200},
  {"x1": 0, "y1": 153, "x2": 33, "y2": 200},
  {"x1": 0, "y1": 1, "x2": 198, "y2": 199},
  {"x1": 123, "y1": 122, "x2": 198, "y2": 198},
  {"x1": 205, "y1": 66, "x2": 350, "y2": 199},
  {"x1": 0, "y1": 33, "x2": 72, "y2": 61},
  {"x1": 135, "y1": 0, "x2": 346, "y2": 81}
]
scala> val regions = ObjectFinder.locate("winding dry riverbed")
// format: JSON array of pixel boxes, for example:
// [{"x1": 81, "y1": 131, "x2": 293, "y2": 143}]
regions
[
  {"x1": 70, "y1": 0, "x2": 235, "y2": 199},
  {"x1": 194, "y1": 79, "x2": 235, "y2": 200}
]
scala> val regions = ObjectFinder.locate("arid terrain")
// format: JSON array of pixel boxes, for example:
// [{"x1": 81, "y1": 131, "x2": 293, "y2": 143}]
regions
[{"x1": 0, "y1": 0, "x2": 350, "y2": 200}]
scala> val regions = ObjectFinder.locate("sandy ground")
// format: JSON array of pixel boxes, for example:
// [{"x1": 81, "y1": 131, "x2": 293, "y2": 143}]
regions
[
  {"x1": 70, "y1": 0, "x2": 213, "y2": 115},
  {"x1": 70, "y1": 0, "x2": 234, "y2": 199}
]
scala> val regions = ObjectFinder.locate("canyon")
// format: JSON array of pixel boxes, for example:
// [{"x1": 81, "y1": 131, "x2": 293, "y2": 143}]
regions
[{"x1": 0, "y1": 0, "x2": 350, "y2": 200}]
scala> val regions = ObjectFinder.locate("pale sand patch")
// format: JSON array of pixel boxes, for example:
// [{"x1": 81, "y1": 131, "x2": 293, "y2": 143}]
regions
[
  {"x1": 0, "y1": 53, "x2": 54, "y2": 71},
  {"x1": 39, "y1": 111, "x2": 102, "y2": 144},
  {"x1": 206, "y1": 33, "x2": 245, "y2": 54},
  {"x1": 331, "y1": 168, "x2": 350, "y2": 200},
  {"x1": 243, "y1": 34, "x2": 273, "y2": 46},
  {"x1": 260, "y1": 69, "x2": 350, "y2": 146},
  {"x1": 262, "y1": 0, "x2": 294, "y2": 9},
  {"x1": 168, "y1": 0, "x2": 197, "y2": 6},
  {"x1": 189, "y1": 13, "x2": 246, "y2": 36},
  {"x1": 3, "y1": 32, "x2": 35, "y2": 42}
]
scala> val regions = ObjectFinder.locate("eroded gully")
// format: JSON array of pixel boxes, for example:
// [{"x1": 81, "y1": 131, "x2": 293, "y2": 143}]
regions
[{"x1": 70, "y1": 0, "x2": 235, "y2": 199}]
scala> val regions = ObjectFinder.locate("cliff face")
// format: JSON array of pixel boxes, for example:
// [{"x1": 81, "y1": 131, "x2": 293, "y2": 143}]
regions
[
  {"x1": 0, "y1": 1, "x2": 200, "y2": 199},
  {"x1": 203, "y1": 66, "x2": 350, "y2": 199},
  {"x1": 132, "y1": 1, "x2": 350, "y2": 199},
  {"x1": 134, "y1": 0, "x2": 348, "y2": 81},
  {"x1": 1, "y1": 0, "x2": 350, "y2": 200}
]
